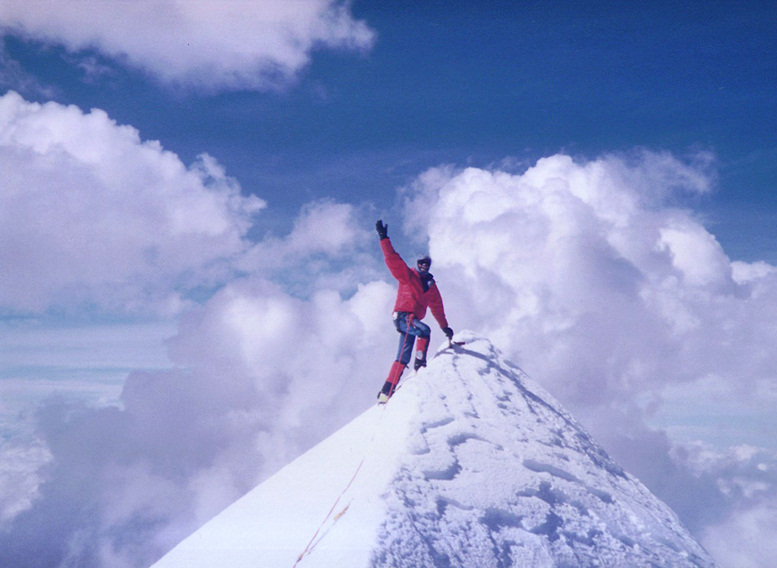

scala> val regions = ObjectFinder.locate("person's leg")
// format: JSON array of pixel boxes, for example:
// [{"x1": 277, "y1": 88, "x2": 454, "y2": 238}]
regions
[
  {"x1": 379, "y1": 314, "x2": 432, "y2": 401},
  {"x1": 409, "y1": 320, "x2": 431, "y2": 370},
  {"x1": 378, "y1": 360, "x2": 405, "y2": 401},
  {"x1": 393, "y1": 312, "x2": 419, "y2": 366},
  {"x1": 378, "y1": 313, "x2": 413, "y2": 401},
  {"x1": 395, "y1": 327, "x2": 416, "y2": 366}
]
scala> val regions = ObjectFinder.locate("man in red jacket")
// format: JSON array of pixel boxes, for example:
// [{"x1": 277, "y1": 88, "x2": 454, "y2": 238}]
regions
[{"x1": 376, "y1": 219, "x2": 454, "y2": 402}]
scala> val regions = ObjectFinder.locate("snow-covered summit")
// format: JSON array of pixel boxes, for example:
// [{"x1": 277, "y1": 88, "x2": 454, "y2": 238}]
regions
[{"x1": 152, "y1": 333, "x2": 716, "y2": 568}]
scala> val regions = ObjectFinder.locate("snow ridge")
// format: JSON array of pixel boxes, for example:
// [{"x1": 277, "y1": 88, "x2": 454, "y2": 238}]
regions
[
  {"x1": 152, "y1": 333, "x2": 715, "y2": 568},
  {"x1": 369, "y1": 334, "x2": 714, "y2": 567}
]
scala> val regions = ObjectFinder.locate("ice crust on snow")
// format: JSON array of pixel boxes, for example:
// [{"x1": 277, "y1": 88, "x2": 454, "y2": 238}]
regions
[{"x1": 152, "y1": 333, "x2": 715, "y2": 568}]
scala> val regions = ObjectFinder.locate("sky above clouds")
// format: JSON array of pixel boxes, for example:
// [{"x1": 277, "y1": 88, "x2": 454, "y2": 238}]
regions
[{"x1": 1, "y1": 1, "x2": 776, "y2": 567}]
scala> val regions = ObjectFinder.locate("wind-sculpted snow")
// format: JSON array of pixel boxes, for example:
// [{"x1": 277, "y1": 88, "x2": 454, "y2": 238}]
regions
[
  {"x1": 370, "y1": 335, "x2": 713, "y2": 567},
  {"x1": 152, "y1": 333, "x2": 715, "y2": 568}
]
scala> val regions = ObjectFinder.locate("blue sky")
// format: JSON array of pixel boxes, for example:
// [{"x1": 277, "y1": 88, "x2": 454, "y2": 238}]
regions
[
  {"x1": 4, "y1": 1, "x2": 775, "y2": 256},
  {"x1": 1, "y1": 2, "x2": 776, "y2": 567}
]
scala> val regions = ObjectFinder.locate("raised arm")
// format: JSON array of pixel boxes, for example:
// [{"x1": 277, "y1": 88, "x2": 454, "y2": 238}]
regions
[{"x1": 376, "y1": 219, "x2": 412, "y2": 283}]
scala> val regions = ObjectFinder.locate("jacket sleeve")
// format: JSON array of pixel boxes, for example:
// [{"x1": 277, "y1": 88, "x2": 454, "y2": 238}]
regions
[
  {"x1": 428, "y1": 283, "x2": 449, "y2": 329},
  {"x1": 380, "y1": 238, "x2": 412, "y2": 283}
]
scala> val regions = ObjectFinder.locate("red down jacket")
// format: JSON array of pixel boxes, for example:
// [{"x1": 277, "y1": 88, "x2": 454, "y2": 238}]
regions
[{"x1": 381, "y1": 238, "x2": 449, "y2": 328}]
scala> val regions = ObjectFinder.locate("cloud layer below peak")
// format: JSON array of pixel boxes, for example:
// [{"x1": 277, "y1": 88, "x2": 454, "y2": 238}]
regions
[
  {"x1": 401, "y1": 154, "x2": 777, "y2": 566},
  {"x1": 2, "y1": 92, "x2": 777, "y2": 566},
  {"x1": 406, "y1": 153, "x2": 776, "y2": 415}
]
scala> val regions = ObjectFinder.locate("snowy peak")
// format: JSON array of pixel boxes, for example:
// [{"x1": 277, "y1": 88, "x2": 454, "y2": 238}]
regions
[
  {"x1": 370, "y1": 335, "x2": 714, "y2": 567},
  {"x1": 152, "y1": 333, "x2": 716, "y2": 568}
]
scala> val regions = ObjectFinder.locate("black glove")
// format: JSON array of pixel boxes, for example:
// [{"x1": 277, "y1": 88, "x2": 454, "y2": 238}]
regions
[
  {"x1": 376, "y1": 219, "x2": 388, "y2": 240},
  {"x1": 442, "y1": 327, "x2": 454, "y2": 340}
]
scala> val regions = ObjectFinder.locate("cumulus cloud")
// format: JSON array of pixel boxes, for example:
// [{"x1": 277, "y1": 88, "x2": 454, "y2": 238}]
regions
[
  {"x1": 404, "y1": 152, "x2": 777, "y2": 412},
  {"x1": 687, "y1": 444, "x2": 777, "y2": 568},
  {"x1": 0, "y1": 0, "x2": 375, "y2": 91},
  {"x1": 237, "y1": 199, "x2": 380, "y2": 295},
  {"x1": 0, "y1": 91, "x2": 264, "y2": 314},
  {"x1": 0, "y1": 277, "x2": 397, "y2": 567},
  {"x1": 240, "y1": 200, "x2": 369, "y2": 269},
  {"x1": 401, "y1": 151, "x2": 777, "y2": 566},
  {"x1": 0, "y1": 196, "x2": 396, "y2": 567},
  {"x1": 0, "y1": 440, "x2": 51, "y2": 526},
  {"x1": 4, "y1": 147, "x2": 777, "y2": 567}
]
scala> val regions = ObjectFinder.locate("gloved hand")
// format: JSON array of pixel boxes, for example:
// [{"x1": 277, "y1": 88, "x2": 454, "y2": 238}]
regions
[
  {"x1": 442, "y1": 327, "x2": 454, "y2": 340},
  {"x1": 376, "y1": 219, "x2": 388, "y2": 240}
]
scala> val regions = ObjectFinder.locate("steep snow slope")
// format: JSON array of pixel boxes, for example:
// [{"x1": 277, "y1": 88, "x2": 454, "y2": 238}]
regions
[{"x1": 152, "y1": 333, "x2": 715, "y2": 568}]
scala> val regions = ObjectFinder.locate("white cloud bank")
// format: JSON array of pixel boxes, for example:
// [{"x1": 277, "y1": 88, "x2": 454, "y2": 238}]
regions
[
  {"x1": 403, "y1": 154, "x2": 777, "y2": 420},
  {"x1": 0, "y1": 269, "x2": 396, "y2": 568},
  {"x1": 0, "y1": 0, "x2": 375, "y2": 91},
  {"x1": 0, "y1": 91, "x2": 387, "y2": 565},
  {"x1": 3, "y1": 131, "x2": 777, "y2": 566},
  {"x1": 0, "y1": 91, "x2": 264, "y2": 314},
  {"x1": 402, "y1": 154, "x2": 777, "y2": 567}
]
